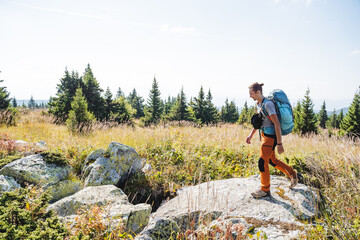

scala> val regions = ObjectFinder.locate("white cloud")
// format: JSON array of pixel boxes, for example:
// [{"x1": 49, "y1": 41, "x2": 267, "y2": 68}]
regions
[
  {"x1": 160, "y1": 24, "x2": 170, "y2": 32},
  {"x1": 274, "y1": 0, "x2": 316, "y2": 7},
  {"x1": 350, "y1": 49, "x2": 360, "y2": 55},
  {"x1": 160, "y1": 24, "x2": 198, "y2": 35},
  {"x1": 11, "y1": 1, "x2": 108, "y2": 20}
]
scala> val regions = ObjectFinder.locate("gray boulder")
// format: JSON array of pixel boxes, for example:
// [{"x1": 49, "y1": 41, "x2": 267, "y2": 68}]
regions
[
  {"x1": 134, "y1": 217, "x2": 179, "y2": 240},
  {"x1": 0, "y1": 154, "x2": 72, "y2": 187},
  {"x1": 45, "y1": 180, "x2": 82, "y2": 203},
  {"x1": 0, "y1": 175, "x2": 21, "y2": 193},
  {"x1": 150, "y1": 176, "x2": 319, "y2": 239},
  {"x1": 82, "y1": 142, "x2": 144, "y2": 187},
  {"x1": 48, "y1": 185, "x2": 151, "y2": 234}
]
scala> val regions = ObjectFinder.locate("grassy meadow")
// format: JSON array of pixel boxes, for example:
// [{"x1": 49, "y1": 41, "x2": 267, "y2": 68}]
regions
[{"x1": 1, "y1": 109, "x2": 359, "y2": 239}]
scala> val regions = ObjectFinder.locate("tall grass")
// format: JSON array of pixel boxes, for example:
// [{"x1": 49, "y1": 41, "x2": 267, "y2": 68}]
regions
[{"x1": 1, "y1": 110, "x2": 359, "y2": 238}]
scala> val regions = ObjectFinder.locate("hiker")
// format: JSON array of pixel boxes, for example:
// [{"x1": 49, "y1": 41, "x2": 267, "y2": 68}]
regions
[{"x1": 246, "y1": 82, "x2": 298, "y2": 198}]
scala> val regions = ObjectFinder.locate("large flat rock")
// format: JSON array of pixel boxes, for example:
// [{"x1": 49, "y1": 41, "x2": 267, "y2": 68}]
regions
[
  {"x1": 150, "y1": 176, "x2": 319, "y2": 239},
  {"x1": 48, "y1": 185, "x2": 152, "y2": 234}
]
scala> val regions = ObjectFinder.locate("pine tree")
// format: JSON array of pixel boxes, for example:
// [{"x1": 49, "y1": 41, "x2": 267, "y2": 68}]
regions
[
  {"x1": 82, "y1": 64, "x2": 105, "y2": 121},
  {"x1": 297, "y1": 89, "x2": 318, "y2": 134},
  {"x1": 28, "y1": 95, "x2": 36, "y2": 109},
  {"x1": 293, "y1": 101, "x2": 302, "y2": 133},
  {"x1": 340, "y1": 87, "x2": 360, "y2": 136},
  {"x1": 66, "y1": 88, "x2": 95, "y2": 133},
  {"x1": 144, "y1": 77, "x2": 162, "y2": 124},
  {"x1": 191, "y1": 86, "x2": 206, "y2": 124},
  {"x1": 337, "y1": 109, "x2": 344, "y2": 128},
  {"x1": 318, "y1": 101, "x2": 328, "y2": 128},
  {"x1": 238, "y1": 101, "x2": 249, "y2": 124},
  {"x1": 104, "y1": 87, "x2": 113, "y2": 121},
  {"x1": 116, "y1": 87, "x2": 125, "y2": 98},
  {"x1": 170, "y1": 87, "x2": 190, "y2": 121},
  {"x1": 111, "y1": 97, "x2": 135, "y2": 124},
  {"x1": 163, "y1": 96, "x2": 175, "y2": 117},
  {"x1": 127, "y1": 88, "x2": 144, "y2": 118},
  {"x1": 12, "y1": 97, "x2": 17, "y2": 108},
  {"x1": 220, "y1": 98, "x2": 239, "y2": 123},
  {"x1": 48, "y1": 68, "x2": 83, "y2": 123},
  {"x1": 204, "y1": 89, "x2": 219, "y2": 124},
  {"x1": 328, "y1": 109, "x2": 337, "y2": 129},
  {"x1": 0, "y1": 79, "x2": 10, "y2": 110}
]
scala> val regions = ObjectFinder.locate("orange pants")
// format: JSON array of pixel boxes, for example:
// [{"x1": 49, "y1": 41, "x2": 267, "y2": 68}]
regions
[{"x1": 259, "y1": 132, "x2": 296, "y2": 192}]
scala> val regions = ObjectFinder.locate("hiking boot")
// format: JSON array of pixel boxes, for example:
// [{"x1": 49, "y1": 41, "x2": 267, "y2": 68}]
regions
[
  {"x1": 289, "y1": 172, "x2": 298, "y2": 188},
  {"x1": 251, "y1": 189, "x2": 271, "y2": 198}
]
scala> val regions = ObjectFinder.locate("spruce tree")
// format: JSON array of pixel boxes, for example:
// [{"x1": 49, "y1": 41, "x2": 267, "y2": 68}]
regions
[
  {"x1": 116, "y1": 87, "x2": 125, "y2": 98},
  {"x1": 12, "y1": 97, "x2": 17, "y2": 108},
  {"x1": 163, "y1": 96, "x2": 175, "y2": 117},
  {"x1": 221, "y1": 98, "x2": 239, "y2": 123},
  {"x1": 66, "y1": 88, "x2": 95, "y2": 133},
  {"x1": 340, "y1": 88, "x2": 360, "y2": 136},
  {"x1": 104, "y1": 87, "x2": 113, "y2": 121},
  {"x1": 82, "y1": 64, "x2": 105, "y2": 121},
  {"x1": 144, "y1": 77, "x2": 162, "y2": 124},
  {"x1": 238, "y1": 101, "x2": 249, "y2": 124},
  {"x1": 191, "y1": 86, "x2": 206, "y2": 124},
  {"x1": 204, "y1": 89, "x2": 219, "y2": 124},
  {"x1": 293, "y1": 101, "x2": 302, "y2": 133},
  {"x1": 170, "y1": 87, "x2": 189, "y2": 121},
  {"x1": 28, "y1": 95, "x2": 36, "y2": 109},
  {"x1": 297, "y1": 89, "x2": 318, "y2": 134},
  {"x1": 318, "y1": 101, "x2": 328, "y2": 128},
  {"x1": 337, "y1": 109, "x2": 344, "y2": 128},
  {"x1": 127, "y1": 88, "x2": 144, "y2": 118},
  {"x1": 48, "y1": 68, "x2": 82, "y2": 123},
  {"x1": 111, "y1": 97, "x2": 135, "y2": 124},
  {"x1": 328, "y1": 109, "x2": 337, "y2": 129},
  {"x1": 0, "y1": 79, "x2": 10, "y2": 110}
]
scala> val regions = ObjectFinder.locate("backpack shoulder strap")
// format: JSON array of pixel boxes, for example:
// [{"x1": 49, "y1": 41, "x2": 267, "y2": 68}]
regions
[
  {"x1": 260, "y1": 97, "x2": 269, "y2": 116},
  {"x1": 261, "y1": 97, "x2": 274, "y2": 122}
]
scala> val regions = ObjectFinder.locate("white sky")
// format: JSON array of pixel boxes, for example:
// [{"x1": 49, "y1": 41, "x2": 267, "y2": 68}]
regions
[{"x1": 1, "y1": 0, "x2": 359, "y2": 110}]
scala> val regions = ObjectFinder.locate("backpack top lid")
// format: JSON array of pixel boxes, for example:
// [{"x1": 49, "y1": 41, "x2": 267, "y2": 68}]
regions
[
  {"x1": 261, "y1": 89, "x2": 294, "y2": 136},
  {"x1": 268, "y1": 89, "x2": 291, "y2": 105}
]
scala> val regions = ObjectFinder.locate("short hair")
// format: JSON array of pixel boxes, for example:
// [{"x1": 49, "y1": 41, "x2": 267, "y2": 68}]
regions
[{"x1": 249, "y1": 82, "x2": 264, "y2": 93}]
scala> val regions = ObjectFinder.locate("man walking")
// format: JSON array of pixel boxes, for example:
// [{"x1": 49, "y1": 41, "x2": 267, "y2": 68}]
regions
[{"x1": 246, "y1": 82, "x2": 298, "y2": 198}]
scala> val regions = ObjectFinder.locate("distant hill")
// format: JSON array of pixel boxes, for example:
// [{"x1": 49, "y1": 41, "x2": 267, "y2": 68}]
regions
[
  {"x1": 16, "y1": 100, "x2": 49, "y2": 106},
  {"x1": 335, "y1": 107, "x2": 349, "y2": 115},
  {"x1": 314, "y1": 107, "x2": 349, "y2": 115}
]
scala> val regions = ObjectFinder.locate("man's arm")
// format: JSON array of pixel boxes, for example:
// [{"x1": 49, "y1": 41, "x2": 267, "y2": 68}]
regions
[
  {"x1": 269, "y1": 114, "x2": 284, "y2": 154},
  {"x1": 246, "y1": 128, "x2": 257, "y2": 144}
]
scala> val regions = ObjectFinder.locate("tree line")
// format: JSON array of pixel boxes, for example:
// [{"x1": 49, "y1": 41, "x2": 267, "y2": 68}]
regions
[{"x1": 1, "y1": 66, "x2": 360, "y2": 137}]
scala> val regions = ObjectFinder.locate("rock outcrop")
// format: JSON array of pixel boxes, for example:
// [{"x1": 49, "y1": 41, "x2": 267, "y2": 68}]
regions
[
  {"x1": 47, "y1": 185, "x2": 152, "y2": 234},
  {"x1": 0, "y1": 175, "x2": 21, "y2": 194},
  {"x1": 137, "y1": 176, "x2": 319, "y2": 239},
  {"x1": 82, "y1": 142, "x2": 144, "y2": 187},
  {"x1": 0, "y1": 154, "x2": 71, "y2": 186},
  {"x1": 0, "y1": 154, "x2": 77, "y2": 201}
]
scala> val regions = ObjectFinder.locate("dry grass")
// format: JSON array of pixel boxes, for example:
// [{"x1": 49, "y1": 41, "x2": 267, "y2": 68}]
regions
[{"x1": 1, "y1": 110, "x2": 360, "y2": 238}]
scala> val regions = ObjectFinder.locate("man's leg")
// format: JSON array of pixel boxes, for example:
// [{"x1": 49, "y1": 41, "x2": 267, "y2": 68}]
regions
[
  {"x1": 269, "y1": 152, "x2": 296, "y2": 179},
  {"x1": 258, "y1": 135, "x2": 274, "y2": 192}
]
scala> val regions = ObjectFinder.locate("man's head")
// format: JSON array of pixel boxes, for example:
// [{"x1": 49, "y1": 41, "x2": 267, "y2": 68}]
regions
[{"x1": 248, "y1": 82, "x2": 264, "y2": 102}]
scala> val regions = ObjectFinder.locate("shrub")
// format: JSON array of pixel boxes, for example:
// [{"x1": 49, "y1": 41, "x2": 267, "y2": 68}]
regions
[
  {"x1": 0, "y1": 108, "x2": 18, "y2": 126},
  {"x1": 0, "y1": 186, "x2": 68, "y2": 239},
  {"x1": 66, "y1": 88, "x2": 95, "y2": 134},
  {"x1": 68, "y1": 205, "x2": 132, "y2": 239}
]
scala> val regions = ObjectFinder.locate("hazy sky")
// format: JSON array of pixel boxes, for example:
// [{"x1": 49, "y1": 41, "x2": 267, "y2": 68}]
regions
[{"x1": 1, "y1": 0, "x2": 359, "y2": 110}]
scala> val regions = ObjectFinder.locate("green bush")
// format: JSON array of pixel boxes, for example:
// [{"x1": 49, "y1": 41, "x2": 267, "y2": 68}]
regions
[
  {"x1": 0, "y1": 108, "x2": 18, "y2": 126},
  {"x1": 0, "y1": 186, "x2": 68, "y2": 239},
  {"x1": 41, "y1": 150, "x2": 70, "y2": 166}
]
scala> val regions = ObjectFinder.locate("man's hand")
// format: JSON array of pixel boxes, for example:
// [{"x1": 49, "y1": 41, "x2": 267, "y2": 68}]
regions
[
  {"x1": 277, "y1": 144, "x2": 284, "y2": 154},
  {"x1": 246, "y1": 136, "x2": 252, "y2": 144}
]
